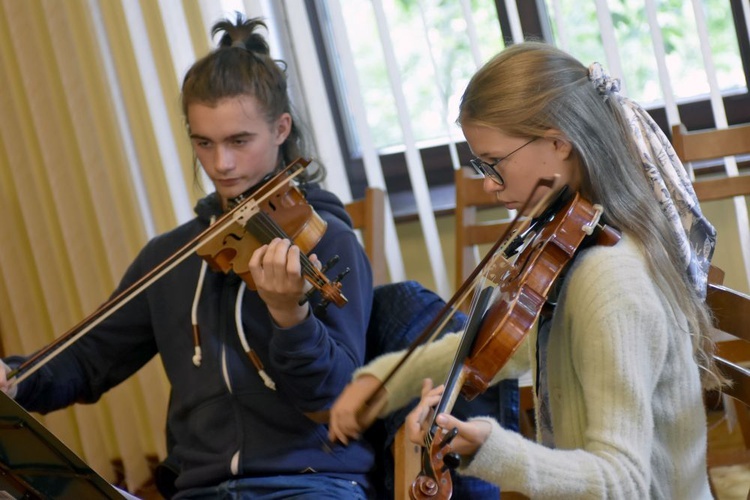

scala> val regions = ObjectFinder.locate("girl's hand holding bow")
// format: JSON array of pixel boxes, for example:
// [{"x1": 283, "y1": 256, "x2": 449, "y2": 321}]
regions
[{"x1": 328, "y1": 374, "x2": 384, "y2": 445}]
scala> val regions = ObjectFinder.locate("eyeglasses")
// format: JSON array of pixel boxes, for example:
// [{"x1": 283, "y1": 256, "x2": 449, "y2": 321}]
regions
[{"x1": 469, "y1": 137, "x2": 537, "y2": 186}]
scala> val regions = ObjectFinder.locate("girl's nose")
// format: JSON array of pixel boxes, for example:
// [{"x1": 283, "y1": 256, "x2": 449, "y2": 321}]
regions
[{"x1": 483, "y1": 175, "x2": 503, "y2": 193}]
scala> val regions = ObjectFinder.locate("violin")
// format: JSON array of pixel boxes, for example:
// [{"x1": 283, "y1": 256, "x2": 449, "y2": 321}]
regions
[
  {"x1": 196, "y1": 158, "x2": 349, "y2": 309},
  {"x1": 408, "y1": 184, "x2": 621, "y2": 500},
  {"x1": 7, "y1": 158, "x2": 348, "y2": 385}
]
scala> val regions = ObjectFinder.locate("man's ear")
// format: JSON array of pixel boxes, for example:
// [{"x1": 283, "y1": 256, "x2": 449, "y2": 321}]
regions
[
  {"x1": 543, "y1": 128, "x2": 574, "y2": 160},
  {"x1": 275, "y1": 113, "x2": 292, "y2": 145}
]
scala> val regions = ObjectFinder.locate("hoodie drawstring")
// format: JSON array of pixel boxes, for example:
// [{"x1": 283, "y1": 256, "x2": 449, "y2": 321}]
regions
[
  {"x1": 235, "y1": 283, "x2": 277, "y2": 390},
  {"x1": 191, "y1": 216, "x2": 276, "y2": 391},
  {"x1": 191, "y1": 256, "x2": 210, "y2": 367}
]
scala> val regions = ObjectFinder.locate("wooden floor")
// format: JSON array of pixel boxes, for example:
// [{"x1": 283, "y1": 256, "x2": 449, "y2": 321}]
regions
[{"x1": 708, "y1": 407, "x2": 750, "y2": 499}]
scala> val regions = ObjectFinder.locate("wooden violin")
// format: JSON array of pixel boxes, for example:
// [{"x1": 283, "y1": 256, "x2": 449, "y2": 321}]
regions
[
  {"x1": 196, "y1": 158, "x2": 349, "y2": 309},
  {"x1": 409, "y1": 184, "x2": 621, "y2": 499},
  {"x1": 8, "y1": 157, "x2": 348, "y2": 385}
]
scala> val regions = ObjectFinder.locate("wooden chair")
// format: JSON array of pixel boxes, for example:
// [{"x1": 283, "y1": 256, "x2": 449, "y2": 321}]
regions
[
  {"x1": 670, "y1": 122, "x2": 750, "y2": 202},
  {"x1": 706, "y1": 282, "x2": 750, "y2": 476},
  {"x1": 454, "y1": 167, "x2": 514, "y2": 291},
  {"x1": 671, "y1": 123, "x2": 750, "y2": 484},
  {"x1": 346, "y1": 188, "x2": 422, "y2": 497},
  {"x1": 344, "y1": 187, "x2": 388, "y2": 286}
]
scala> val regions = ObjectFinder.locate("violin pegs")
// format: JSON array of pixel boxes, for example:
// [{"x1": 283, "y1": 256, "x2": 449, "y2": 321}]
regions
[
  {"x1": 441, "y1": 452, "x2": 461, "y2": 472},
  {"x1": 321, "y1": 255, "x2": 340, "y2": 274},
  {"x1": 334, "y1": 267, "x2": 351, "y2": 284},
  {"x1": 313, "y1": 299, "x2": 330, "y2": 317},
  {"x1": 437, "y1": 427, "x2": 459, "y2": 448}
]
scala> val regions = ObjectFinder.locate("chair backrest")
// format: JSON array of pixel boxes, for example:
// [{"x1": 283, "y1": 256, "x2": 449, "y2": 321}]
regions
[
  {"x1": 706, "y1": 282, "x2": 750, "y2": 406},
  {"x1": 708, "y1": 283, "x2": 750, "y2": 341},
  {"x1": 671, "y1": 123, "x2": 750, "y2": 202},
  {"x1": 454, "y1": 167, "x2": 513, "y2": 290},
  {"x1": 345, "y1": 187, "x2": 388, "y2": 286},
  {"x1": 705, "y1": 282, "x2": 750, "y2": 466},
  {"x1": 690, "y1": 272, "x2": 750, "y2": 494}
]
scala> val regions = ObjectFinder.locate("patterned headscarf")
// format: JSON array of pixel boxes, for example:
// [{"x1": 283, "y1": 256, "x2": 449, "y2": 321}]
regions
[{"x1": 588, "y1": 62, "x2": 716, "y2": 298}]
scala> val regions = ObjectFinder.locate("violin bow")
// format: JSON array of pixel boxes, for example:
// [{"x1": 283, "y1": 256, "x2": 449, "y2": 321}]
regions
[{"x1": 7, "y1": 159, "x2": 311, "y2": 386}]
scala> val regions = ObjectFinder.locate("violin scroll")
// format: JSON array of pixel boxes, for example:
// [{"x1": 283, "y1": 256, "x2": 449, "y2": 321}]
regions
[{"x1": 410, "y1": 425, "x2": 459, "y2": 500}]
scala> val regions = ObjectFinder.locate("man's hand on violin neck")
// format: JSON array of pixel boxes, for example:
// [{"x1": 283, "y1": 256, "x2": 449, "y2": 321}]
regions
[{"x1": 250, "y1": 238, "x2": 311, "y2": 328}]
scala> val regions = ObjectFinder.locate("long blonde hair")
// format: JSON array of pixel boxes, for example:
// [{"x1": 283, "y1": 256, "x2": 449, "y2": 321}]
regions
[{"x1": 459, "y1": 42, "x2": 720, "y2": 389}]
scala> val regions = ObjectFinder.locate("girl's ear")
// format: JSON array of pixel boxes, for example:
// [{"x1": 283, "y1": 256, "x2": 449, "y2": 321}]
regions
[
  {"x1": 274, "y1": 113, "x2": 292, "y2": 145},
  {"x1": 543, "y1": 128, "x2": 574, "y2": 160}
]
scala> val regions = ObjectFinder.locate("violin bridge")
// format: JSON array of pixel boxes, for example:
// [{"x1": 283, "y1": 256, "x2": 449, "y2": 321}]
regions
[
  {"x1": 232, "y1": 199, "x2": 261, "y2": 227},
  {"x1": 483, "y1": 252, "x2": 512, "y2": 285}
]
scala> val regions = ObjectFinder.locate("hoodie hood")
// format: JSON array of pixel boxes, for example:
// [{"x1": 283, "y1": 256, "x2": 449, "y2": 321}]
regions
[{"x1": 194, "y1": 192, "x2": 223, "y2": 222}]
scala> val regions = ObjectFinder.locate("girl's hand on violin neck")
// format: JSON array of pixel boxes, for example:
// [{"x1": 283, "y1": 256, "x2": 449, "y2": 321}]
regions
[
  {"x1": 406, "y1": 378, "x2": 444, "y2": 446},
  {"x1": 328, "y1": 374, "x2": 384, "y2": 445},
  {"x1": 433, "y1": 414, "x2": 492, "y2": 458},
  {"x1": 406, "y1": 379, "x2": 491, "y2": 458},
  {"x1": 0, "y1": 360, "x2": 17, "y2": 398},
  {"x1": 249, "y1": 238, "x2": 311, "y2": 328}
]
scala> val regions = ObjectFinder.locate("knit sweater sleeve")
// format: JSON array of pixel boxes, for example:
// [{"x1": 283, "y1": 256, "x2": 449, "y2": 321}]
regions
[
  {"x1": 355, "y1": 331, "x2": 531, "y2": 416},
  {"x1": 460, "y1": 238, "x2": 681, "y2": 498}
]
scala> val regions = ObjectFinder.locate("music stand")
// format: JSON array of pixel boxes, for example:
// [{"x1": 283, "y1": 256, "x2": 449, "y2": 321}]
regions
[{"x1": 0, "y1": 390, "x2": 131, "y2": 499}]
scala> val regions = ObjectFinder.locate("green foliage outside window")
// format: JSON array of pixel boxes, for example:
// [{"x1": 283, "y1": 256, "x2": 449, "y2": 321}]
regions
[{"x1": 338, "y1": 0, "x2": 744, "y2": 151}]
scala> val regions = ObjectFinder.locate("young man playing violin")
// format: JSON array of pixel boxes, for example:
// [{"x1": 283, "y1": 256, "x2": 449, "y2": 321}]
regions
[
  {"x1": 1, "y1": 15, "x2": 374, "y2": 500},
  {"x1": 330, "y1": 41, "x2": 719, "y2": 499}
]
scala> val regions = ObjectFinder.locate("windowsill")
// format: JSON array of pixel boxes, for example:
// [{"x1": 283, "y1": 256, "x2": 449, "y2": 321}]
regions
[
  {"x1": 390, "y1": 184, "x2": 457, "y2": 222},
  {"x1": 389, "y1": 159, "x2": 750, "y2": 223}
]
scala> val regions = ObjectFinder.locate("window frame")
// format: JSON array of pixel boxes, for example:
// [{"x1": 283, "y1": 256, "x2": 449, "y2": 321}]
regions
[{"x1": 305, "y1": 0, "x2": 750, "y2": 220}]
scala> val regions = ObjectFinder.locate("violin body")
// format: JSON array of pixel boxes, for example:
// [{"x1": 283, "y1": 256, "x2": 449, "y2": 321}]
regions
[
  {"x1": 196, "y1": 183, "x2": 327, "y2": 287},
  {"x1": 461, "y1": 191, "x2": 609, "y2": 399}
]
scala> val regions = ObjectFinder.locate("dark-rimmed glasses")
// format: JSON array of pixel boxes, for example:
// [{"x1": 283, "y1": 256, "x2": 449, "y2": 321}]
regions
[{"x1": 469, "y1": 137, "x2": 537, "y2": 186}]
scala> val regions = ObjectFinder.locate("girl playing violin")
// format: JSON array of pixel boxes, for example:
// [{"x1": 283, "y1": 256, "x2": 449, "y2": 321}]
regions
[
  {"x1": 330, "y1": 41, "x2": 719, "y2": 499},
  {"x1": 1, "y1": 14, "x2": 374, "y2": 499}
]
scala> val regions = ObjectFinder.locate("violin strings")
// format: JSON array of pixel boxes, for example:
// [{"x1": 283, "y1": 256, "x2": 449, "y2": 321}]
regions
[
  {"x1": 249, "y1": 213, "x2": 321, "y2": 279},
  {"x1": 245, "y1": 211, "x2": 325, "y2": 286}
]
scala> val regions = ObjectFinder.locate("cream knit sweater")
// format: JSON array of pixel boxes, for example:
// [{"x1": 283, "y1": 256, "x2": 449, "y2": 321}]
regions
[{"x1": 358, "y1": 235, "x2": 712, "y2": 499}]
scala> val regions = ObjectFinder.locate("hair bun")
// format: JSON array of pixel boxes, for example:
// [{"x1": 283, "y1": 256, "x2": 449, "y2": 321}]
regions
[{"x1": 212, "y1": 12, "x2": 270, "y2": 55}]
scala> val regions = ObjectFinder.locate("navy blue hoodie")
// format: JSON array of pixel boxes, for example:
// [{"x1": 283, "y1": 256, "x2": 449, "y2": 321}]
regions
[{"x1": 9, "y1": 184, "x2": 375, "y2": 492}]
